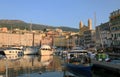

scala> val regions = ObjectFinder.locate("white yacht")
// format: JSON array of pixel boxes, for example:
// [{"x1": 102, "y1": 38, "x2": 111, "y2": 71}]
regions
[
  {"x1": 3, "y1": 48, "x2": 23, "y2": 55},
  {"x1": 39, "y1": 45, "x2": 53, "y2": 56}
]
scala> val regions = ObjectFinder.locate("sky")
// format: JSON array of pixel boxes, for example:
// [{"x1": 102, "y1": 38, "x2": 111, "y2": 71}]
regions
[{"x1": 0, "y1": 0, "x2": 120, "y2": 29}]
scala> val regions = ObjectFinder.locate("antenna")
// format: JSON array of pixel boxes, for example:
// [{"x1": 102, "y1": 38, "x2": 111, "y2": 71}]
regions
[
  {"x1": 94, "y1": 12, "x2": 96, "y2": 49},
  {"x1": 95, "y1": 12, "x2": 104, "y2": 49}
]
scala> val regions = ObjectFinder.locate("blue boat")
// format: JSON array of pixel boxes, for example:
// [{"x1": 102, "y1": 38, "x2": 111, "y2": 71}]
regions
[
  {"x1": 64, "y1": 48, "x2": 93, "y2": 77},
  {"x1": 65, "y1": 63, "x2": 92, "y2": 77}
]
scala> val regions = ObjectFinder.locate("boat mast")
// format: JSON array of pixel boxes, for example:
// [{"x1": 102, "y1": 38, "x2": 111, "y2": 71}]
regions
[{"x1": 30, "y1": 21, "x2": 35, "y2": 47}]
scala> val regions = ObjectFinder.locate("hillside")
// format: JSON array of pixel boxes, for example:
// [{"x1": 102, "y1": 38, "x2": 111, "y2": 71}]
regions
[{"x1": 0, "y1": 19, "x2": 79, "y2": 32}]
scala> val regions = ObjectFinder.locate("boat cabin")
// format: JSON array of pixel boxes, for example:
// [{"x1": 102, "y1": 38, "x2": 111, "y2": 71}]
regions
[
  {"x1": 68, "y1": 50, "x2": 88, "y2": 58},
  {"x1": 67, "y1": 50, "x2": 91, "y2": 64}
]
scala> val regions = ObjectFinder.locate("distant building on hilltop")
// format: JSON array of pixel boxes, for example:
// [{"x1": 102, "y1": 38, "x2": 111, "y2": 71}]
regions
[{"x1": 0, "y1": 27, "x2": 8, "y2": 32}]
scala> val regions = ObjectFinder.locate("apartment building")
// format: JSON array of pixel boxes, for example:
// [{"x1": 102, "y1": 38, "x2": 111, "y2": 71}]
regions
[
  {"x1": 96, "y1": 22, "x2": 111, "y2": 49},
  {"x1": 110, "y1": 9, "x2": 120, "y2": 48},
  {"x1": 96, "y1": 9, "x2": 120, "y2": 52},
  {"x1": 84, "y1": 30, "x2": 95, "y2": 48}
]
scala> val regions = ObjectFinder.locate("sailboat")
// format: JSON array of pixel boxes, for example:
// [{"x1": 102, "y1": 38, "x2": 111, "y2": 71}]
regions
[
  {"x1": 23, "y1": 46, "x2": 38, "y2": 55},
  {"x1": 23, "y1": 22, "x2": 38, "y2": 55}
]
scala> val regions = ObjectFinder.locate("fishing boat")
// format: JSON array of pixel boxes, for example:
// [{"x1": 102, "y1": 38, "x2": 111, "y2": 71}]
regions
[
  {"x1": 65, "y1": 56, "x2": 92, "y2": 77},
  {"x1": 65, "y1": 49, "x2": 92, "y2": 77},
  {"x1": 39, "y1": 45, "x2": 53, "y2": 56},
  {"x1": 67, "y1": 49, "x2": 88, "y2": 62}
]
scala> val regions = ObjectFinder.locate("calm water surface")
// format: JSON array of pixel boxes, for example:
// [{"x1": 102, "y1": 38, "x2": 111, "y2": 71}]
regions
[{"x1": 0, "y1": 55, "x2": 119, "y2": 77}]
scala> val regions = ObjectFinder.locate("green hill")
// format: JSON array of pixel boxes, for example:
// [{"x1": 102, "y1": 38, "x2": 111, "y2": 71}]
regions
[{"x1": 0, "y1": 19, "x2": 79, "y2": 32}]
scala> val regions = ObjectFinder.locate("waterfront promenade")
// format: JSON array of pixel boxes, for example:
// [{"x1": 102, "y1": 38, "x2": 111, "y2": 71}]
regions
[
  {"x1": 92, "y1": 60, "x2": 120, "y2": 74},
  {"x1": 108, "y1": 53, "x2": 120, "y2": 57}
]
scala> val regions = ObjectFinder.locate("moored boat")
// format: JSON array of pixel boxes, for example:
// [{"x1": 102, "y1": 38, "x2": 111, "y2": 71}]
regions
[
  {"x1": 3, "y1": 48, "x2": 23, "y2": 55},
  {"x1": 23, "y1": 46, "x2": 38, "y2": 55},
  {"x1": 67, "y1": 49, "x2": 88, "y2": 62},
  {"x1": 39, "y1": 45, "x2": 53, "y2": 56},
  {"x1": 64, "y1": 48, "x2": 92, "y2": 77}
]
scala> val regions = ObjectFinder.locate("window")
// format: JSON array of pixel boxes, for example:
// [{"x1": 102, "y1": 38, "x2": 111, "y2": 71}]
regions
[{"x1": 111, "y1": 34, "x2": 113, "y2": 37}]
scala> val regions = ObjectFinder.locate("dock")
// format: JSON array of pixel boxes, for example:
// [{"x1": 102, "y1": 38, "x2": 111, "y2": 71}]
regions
[
  {"x1": 92, "y1": 60, "x2": 120, "y2": 74},
  {"x1": 108, "y1": 53, "x2": 120, "y2": 57}
]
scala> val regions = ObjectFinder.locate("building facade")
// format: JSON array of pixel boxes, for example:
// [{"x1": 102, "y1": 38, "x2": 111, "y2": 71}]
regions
[
  {"x1": 84, "y1": 30, "x2": 95, "y2": 48},
  {"x1": 96, "y1": 9, "x2": 120, "y2": 52},
  {"x1": 79, "y1": 19, "x2": 96, "y2": 49},
  {"x1": 0, "y1": 32, "x2": 43, "y2": 47},
  {"x1": 96, "y1": 22, "x2": 111, "y2": 49},
  {"x1": 110, "y1": 9, "x2": 120, "y2": 48}
]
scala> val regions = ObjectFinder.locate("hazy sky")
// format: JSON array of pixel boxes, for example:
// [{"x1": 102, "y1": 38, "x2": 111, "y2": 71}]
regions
[{"x1": 0, "y1": 0, "x2": 120, "y2": 29}]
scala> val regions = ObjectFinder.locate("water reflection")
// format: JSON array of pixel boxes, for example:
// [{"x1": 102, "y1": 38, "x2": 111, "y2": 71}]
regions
[
  {"x1": 5, "y1": 54, "x2": 23, "y2": 61},
  {"x1": 0, "y1": 55, "x2": 119, "y2": 77},
  {"x1": 0, "y1": 55, "x2": 63, "y2": 77}
]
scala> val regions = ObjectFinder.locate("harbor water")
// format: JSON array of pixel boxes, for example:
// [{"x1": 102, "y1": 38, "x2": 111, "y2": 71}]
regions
[{"x1": 0, "y1": 55, "x2": 119, "y2": 77}]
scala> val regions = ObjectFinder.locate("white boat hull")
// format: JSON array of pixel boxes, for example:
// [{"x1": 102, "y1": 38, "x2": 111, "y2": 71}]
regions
[
  {"x1": 4, "y1": 48, "x2": 23, "y2": 55},
  {"x1": 39, "y1": 45, "x2": 53, "y2": 56}
]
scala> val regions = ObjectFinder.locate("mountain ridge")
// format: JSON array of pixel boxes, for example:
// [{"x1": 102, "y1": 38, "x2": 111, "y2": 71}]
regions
[{"x1": 0, "y1": 19, "x2": 79, "y2": 32}]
